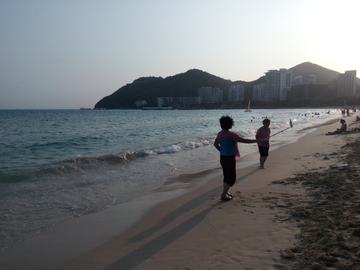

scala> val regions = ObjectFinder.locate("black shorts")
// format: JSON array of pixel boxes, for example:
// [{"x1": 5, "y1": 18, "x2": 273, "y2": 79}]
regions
[
  {"x1": 220, "y1": 155, "x2": 236, "y2": 186},
  {"x1": 258, "y1": 145, "x2": 269, "y2": 157}
]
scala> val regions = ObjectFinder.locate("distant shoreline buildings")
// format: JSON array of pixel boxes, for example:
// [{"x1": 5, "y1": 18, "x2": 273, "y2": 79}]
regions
[
  {"x1": 252, "y1": 69, "x2": 356, "y2": 102},
  {"x1": 136, "y1": 69, "x2": 357, "y2": 108}
]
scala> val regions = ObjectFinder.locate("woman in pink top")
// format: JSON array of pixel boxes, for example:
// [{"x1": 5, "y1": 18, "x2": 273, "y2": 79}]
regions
[{"x1": 256, "y1": 118, "x2": 271, "y2": 169}]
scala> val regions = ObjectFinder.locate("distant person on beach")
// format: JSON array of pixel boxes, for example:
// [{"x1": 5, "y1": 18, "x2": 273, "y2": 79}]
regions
[
  {"x1": 214, "y1": 116, "x2": 263, "y2": 201},
  {"x1": 356, "y1": 116, "x2": 360, "y2": 122},
  {"x1": 256, "y1": 118, "x2": 271, "y2": 169},
  {"x1": 326, "y1": 119, "x2": 347, "y2": 135}
]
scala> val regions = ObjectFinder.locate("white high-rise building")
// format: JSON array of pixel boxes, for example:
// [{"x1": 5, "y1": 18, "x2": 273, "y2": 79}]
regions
[
  {"x1": 338, "y1": 70, "x2": 356, "y2": 96},
  {"x1": 228, "y1": 84, "x2": 244, "y2": 102},
  {"x1": 265, "y1": 69, "x2": 293, "y2": 101},
  {"x1": 197, "y1": 87, "x2": 223, "y2": 102},
  {"x1": 253, "y1": 83, "x2": 266, "y2": 101}
]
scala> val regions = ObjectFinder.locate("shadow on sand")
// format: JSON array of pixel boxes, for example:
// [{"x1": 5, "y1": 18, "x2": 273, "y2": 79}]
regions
[{"x1": 104, "y1": 168, "x2": 258, "y2": 270}]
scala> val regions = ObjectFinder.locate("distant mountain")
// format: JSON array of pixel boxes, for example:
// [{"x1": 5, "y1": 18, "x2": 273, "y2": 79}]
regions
[
  {"x1": 94, "y1": 62, "x2": 359, "y2": 109},
  {"x1": 95, "y1": 69, "x2": 235, "y2": 109}
]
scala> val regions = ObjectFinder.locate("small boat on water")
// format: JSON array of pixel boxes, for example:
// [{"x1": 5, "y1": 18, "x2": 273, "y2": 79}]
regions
[{"x1": 245, "y1": 101, "x2": 251, "y2": 112}]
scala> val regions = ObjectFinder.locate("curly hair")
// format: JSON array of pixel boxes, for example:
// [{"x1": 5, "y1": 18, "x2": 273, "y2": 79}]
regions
[
  {"x1": 262, "y1": 118, "x2": 270, "y2": 125},
  {"x1": 219, "y1": 115, "x2": 234, "y2": 130}
]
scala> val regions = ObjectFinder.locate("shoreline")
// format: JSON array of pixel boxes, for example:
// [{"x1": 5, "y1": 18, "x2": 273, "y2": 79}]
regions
[{"x1": 1, "y1": 115, "x2": 358, "y2": 269}]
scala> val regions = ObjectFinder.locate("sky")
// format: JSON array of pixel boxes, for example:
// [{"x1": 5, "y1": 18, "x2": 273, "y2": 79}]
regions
[{"x1": 1, "y1": 0, "x2": 359, "y2": 109}]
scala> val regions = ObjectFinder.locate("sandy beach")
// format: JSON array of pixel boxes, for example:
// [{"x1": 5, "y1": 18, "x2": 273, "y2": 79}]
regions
[{"x1": 1, "y1": 115, "x2": 360, "y2": 270}]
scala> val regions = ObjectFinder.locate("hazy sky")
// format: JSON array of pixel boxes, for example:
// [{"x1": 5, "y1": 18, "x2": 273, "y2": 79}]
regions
[{"x1": 1, "y1": 0, "x2": 359, "y2": 109}]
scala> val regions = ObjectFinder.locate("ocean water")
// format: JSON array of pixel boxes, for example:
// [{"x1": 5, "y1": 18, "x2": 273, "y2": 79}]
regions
[{"x1": 0, "y1": 108, "x2": 340, "y2": 252}]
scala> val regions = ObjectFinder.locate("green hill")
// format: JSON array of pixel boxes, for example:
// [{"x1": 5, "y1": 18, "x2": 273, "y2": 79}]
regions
[
  {"x1": 95, "y1": 69, "x2": 235, "y2": 109},
  {"x1": 290, "y1": 62, "x2": 340, "y2": 84}
]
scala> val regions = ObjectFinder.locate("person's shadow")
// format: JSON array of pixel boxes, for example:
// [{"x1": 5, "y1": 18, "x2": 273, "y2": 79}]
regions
[{"x1": 104, "y1": 168, "x2": 258, "y2": 270}]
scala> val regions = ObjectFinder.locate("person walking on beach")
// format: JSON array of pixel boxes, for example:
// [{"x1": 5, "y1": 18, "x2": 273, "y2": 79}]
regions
[
  {"x1": 214, "y1": 115, "x2": 263, "y2": 201},
  {"x1": 256, "y1": 118, "x2": 271, "y2": 169}
]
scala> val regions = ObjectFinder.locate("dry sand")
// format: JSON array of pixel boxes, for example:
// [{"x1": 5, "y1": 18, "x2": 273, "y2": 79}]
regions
[
  {"x1": 2, "y1": 116, "x2": 360, "y2": 270},
  {"x1": 272, "y1": 131, "x2": 360, "y2": 269}
]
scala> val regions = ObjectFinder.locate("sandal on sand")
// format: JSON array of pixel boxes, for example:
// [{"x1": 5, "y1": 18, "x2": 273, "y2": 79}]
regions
[
  {"x1": 227, "y1": 193, "x2": 234, "y2": 197},
  {"x1": 221, "y1": 195, "x2": 233, "y2": 201}
]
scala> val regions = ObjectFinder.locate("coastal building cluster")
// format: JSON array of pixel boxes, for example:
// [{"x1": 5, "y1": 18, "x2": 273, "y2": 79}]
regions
[
  {"x1": 256, "y1": 69, "x2": 356, "y2": 102},
  {"x1": 136, "y1": 69, "x2": 357, "y2": 108}
]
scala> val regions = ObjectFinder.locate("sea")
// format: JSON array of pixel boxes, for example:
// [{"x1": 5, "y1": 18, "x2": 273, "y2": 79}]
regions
[{"x1": 0, "y1": 108, "x2": 341, "y2": 252}]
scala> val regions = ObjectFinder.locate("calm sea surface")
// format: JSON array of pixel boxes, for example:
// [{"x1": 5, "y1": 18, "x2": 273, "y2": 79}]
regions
[{"x1": 0, "y1": 108, "x2": 340, "y2": 251}]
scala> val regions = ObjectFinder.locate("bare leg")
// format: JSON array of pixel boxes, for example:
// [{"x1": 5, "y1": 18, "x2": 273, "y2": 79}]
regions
[
  {"x1": 221, "y1": 183, "x2": 232, "y2": 199},
  {"x1": 260, "y1": 156, "x2": 267, "y2": 168}
]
